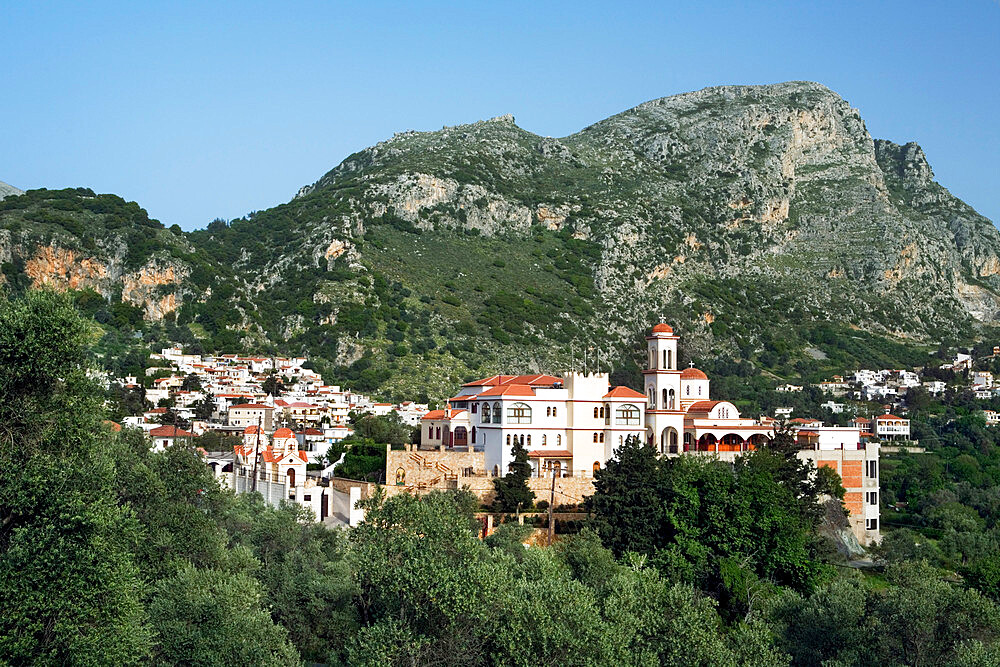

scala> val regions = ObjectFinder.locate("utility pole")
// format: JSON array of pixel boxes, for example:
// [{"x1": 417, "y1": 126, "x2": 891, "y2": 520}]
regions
[
  {"x1": 547, "y1": 467, "x2": 556, "y2": 546},
  {"x1": 251, "y1": 414, "x2": 262, "y2": 493}
]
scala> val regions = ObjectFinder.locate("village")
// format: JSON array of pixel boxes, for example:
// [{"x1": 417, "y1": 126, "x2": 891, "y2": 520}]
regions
[{"x1": 100, "y1": 318, "x2": 1000, "y2": 550}]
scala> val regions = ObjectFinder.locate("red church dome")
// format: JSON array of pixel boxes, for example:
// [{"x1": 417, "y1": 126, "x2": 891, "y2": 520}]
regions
[
  {"x1": 680, "y1": 367, "x2": 708, "y2": 380},
  {"x1": 650, "y1": 323, "x2": 674, "y2": 334}
]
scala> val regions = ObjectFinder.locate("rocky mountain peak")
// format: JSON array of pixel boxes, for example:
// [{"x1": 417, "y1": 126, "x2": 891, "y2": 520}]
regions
[
  {"x1": 0, "y1": 181, "x2": 24, "y2": 200},
  {"x1": 874, "y1": 139, "x2": 935, "y2": 189}
]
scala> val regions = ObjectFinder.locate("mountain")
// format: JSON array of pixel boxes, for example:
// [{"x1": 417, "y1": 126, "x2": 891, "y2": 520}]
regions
[
  {"x1": 0, "y1": 181, "x2": 24, "y2": 200},
  {"x1": 1, "y1": 82, "x2": 998, "y2": 399}
]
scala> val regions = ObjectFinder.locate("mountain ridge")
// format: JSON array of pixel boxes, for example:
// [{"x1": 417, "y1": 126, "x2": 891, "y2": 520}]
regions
[{"x1": 1, "y1": 82, "x2": 997, "y2": 399}]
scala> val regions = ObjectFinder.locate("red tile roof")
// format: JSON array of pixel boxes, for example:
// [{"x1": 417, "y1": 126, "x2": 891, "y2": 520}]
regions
[
  {"x1": 797, "y1": 430, "x2": 820, "y2": 437},
  {"x1": 273, "y1": 427, "x2": 295, "y2": 438},
  {"x1": 421, "y1": 409, "x2": 466, "y2": 421},
  {"x1": 230, "y1": 403, "x2": 273, "y2": 410},
  {"x1": 302, "y1": 428, "x2": 323, "y2": 435},
  {"x1": 243, "y1": 425, "x2": 263, "y2": 435},
  {"x1": 149, "y1": 425, "x2": 195, "y2": 438},
  {"x1": 603, "y1": 386, "x2": 647, "y2": 400},
  {"x1": 789, "y1": 417, "x2": 820, "y2": 424},
  {"x1": 477, "y1": 384, "x2": 536, "y2": 397},
  {"x1": 650, "y1": 323, "x2": 674, "y2": 334},
  {"x1": 448, "y1": 394, "x2": 479, "y2": 402},
  {"x1": 527, "y1": 450, "x2": 573, "y2": 458},
  {"x1": 680, "y1": 367, "x2": 708, "y2": 380},
  {"x1": 462, "y1": 374, "x2": 562, "y2": 387},
  {"x1": 687, "y1": 400, "x2": 722, "y2": 413},
  {"x1": 876, "y1": 414, "x2": 904, "y2": 421}
]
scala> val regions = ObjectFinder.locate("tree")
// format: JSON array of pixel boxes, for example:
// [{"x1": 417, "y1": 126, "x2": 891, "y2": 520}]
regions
[
  {"x1": 262, "y1": 372, "x2": 283, "y2": 397},
  {"x1": 588, "y1": 437, "x2": 821, "y2": 592},
  {"x1": 181, "y1": 372, "x2": 202, "y2": 391},
  {"x1": 351, "y1": 412, "x2": 412, "y2": 447},
  {"x1": 147, "y1": 564, "x2": 299, "y2": 666},
  {"x1": 333, "y1": 438, "x2": 387, "y2": 481},
  {"x1": 491, "y1": 436, "x2": 535, "y2": 512},
  {"x1": 0, "y1": 291, "x2": 150, "y2": 663}
]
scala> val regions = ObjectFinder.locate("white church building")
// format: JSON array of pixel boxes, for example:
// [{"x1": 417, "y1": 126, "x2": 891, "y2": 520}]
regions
[{"x1": 434, "y1": 323, "x2": 883, "y2": 546}]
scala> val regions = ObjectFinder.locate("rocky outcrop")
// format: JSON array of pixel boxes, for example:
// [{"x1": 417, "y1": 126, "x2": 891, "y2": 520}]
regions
[{"x1": 0, "y1": 181, "x2": 23, "y2": 200}]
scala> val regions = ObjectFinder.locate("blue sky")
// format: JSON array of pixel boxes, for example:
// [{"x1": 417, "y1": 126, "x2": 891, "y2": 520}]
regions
[{"x1": 1, "y1": 1, "x2": 998, "y2": 230}]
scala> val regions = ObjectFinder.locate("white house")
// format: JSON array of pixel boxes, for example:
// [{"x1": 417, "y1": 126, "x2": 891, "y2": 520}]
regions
[
  {"x1": 149, "y1": 425, "x2": 196, "y2": 452},
  {"x1": 874, "y1": 413, "x2": 910, "y2": 440}
]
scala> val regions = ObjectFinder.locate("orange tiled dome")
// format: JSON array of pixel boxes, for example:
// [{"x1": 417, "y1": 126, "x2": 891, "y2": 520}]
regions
[
  {"x1": 651, "y1": 323, "x2": 674, "y2": 334},
  {"x1": 680, "y1": 367, "x2": 708, "y2": 380}
]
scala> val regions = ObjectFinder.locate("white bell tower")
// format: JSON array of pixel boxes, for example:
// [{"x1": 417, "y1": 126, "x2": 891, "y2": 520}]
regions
[{"x1": 642, "y1": 324, "x2": 686, "y2": 455}]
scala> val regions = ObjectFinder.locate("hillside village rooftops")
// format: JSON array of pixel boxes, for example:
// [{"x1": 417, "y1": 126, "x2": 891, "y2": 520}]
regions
[
  {"x1": 230, "y1": 403, "x2": 273, "y2": 410},
  {"x1": 603, "y1": 386, "x2": 647, "y2": 399}
]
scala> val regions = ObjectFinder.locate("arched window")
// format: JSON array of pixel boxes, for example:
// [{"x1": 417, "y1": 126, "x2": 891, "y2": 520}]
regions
[
  {"x1": 435, "y1": 427, "x2": 441, "y2": 439},
  {"x1": 506, "y1": 434, "x2": 511, "y2": 446},
  {"x1": 599, "y1": 433, "x2": 605, "y2": 443},
  {"x1": 619, "y1": 435, "x2": 623, "y2": 446},
  {"x1": 686, "y1": 385, "x2": 690, "y2": 396},
  {"x1": 526, "y1": 435, "x2": 531, "y2": 447},
  {"x1": 593, "y1": 461, "x2": 600, "y2": 474},
  {"x1": 507, "y1": 402, "x2": 531, "y2": 424},
  {"x1": 557, "y1": 434, "x2": 562, "y2": 446},
  {"x1": 519, "y1": 434, "x2": 525, "y2": 446},
  {"x1": 427, "y1": 426, "x2": 433, "y2": 440},
  {"x1": 482, "y1": 403, "x2": 491, "y2": 423},
  {"x1": 493, "y1": 464, "x2": 500, "y2": 476},
  {"x1": 604, "y1": 404, "x2": 611, "y2": 425},
  {"x1": 667, "y1": 349, "x2": 673, "y2": 369},
  {"x1": 662, "y1": 388, "x2": 668, "y2": 407},
  {"x1": 616, "y1": 404, "x2": 640, "y2": 425},
  {"x1": 668, "y1": 388, "x2": 675, "y2": 410},
  {"x1": 649, "y1": 349, "x2": 655, "y2": 369},
  {"x1": 471, "y1": 403, "x2": 477, "y2": 414},
  {"x1": 493, "y1": 402, "x2": 501, "y2": 424},
  {"x1": 647, "y1": 387, "x2": 655, "y2": 409},
  {"x1": 546, "y1": 406, "x2": 551, "y2": 417},
  {"x1": 542, "y1": 434, "x2": 547, "y2": 445},
  {"x1": 593, "y1": 433, "x2": 598, "y2": 443},
  {"x1": 593, "y1": 407, "x2": 599, "y2": 419},
  {"x1": 552, "y1": 406, "x2": 557, "y2": 417},
  {"x1": 698, "y1": 386, "x2": 702, "y2": 396}
]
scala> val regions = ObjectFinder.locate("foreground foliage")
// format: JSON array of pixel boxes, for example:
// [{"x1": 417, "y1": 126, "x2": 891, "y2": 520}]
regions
[{"x1": 2, "y1": 291, "x2": 999, "y2": 665}]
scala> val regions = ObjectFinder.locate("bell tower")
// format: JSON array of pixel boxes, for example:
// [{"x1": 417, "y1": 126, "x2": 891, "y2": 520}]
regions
[{"x1": 642, "y1": 324, "x2": 685, "y2": 455}]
